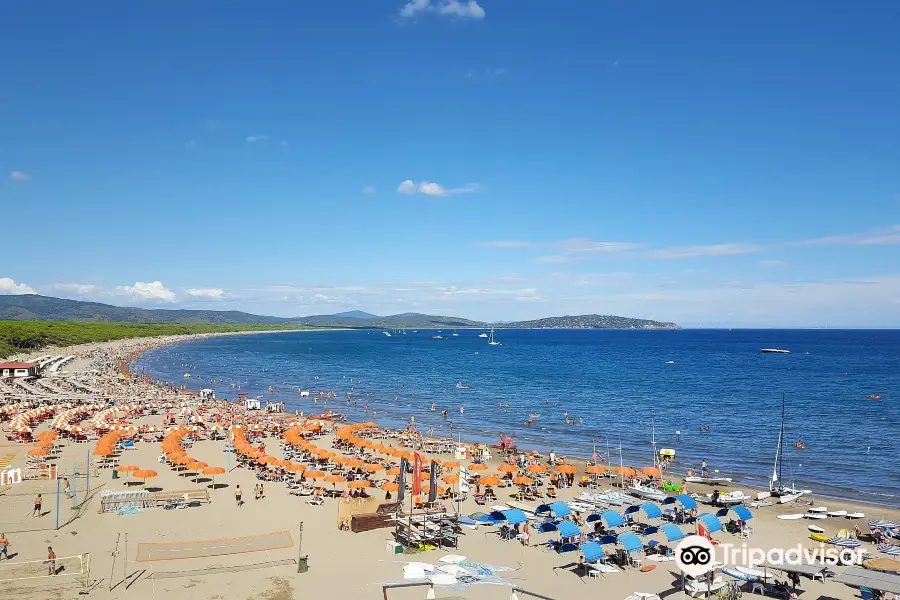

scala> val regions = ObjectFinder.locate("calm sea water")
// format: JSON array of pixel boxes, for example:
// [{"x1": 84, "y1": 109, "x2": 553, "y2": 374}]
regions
[{"x1": 132, "y1": 329, "x2": 900, "y2": 506}]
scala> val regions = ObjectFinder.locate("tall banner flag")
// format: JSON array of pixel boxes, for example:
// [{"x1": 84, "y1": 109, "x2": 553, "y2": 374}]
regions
[
  {"x1": 412, "y1": 453, "x2": 423, "y2": 497},
  {"x1": 397, "y1": 457, "x2": 409, "y2": 504},
  {"x1": 428, "y1": 459, "x2": 438, "y2": 503}
]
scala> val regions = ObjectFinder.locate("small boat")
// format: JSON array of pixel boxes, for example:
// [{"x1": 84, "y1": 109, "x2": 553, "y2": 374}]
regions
[
  {"x1": 808, "y1": 525, "x2": 825, "y2": 533},
  {"x1": 456, "y1": 381, "x2": 471, "y2": 390},
  {"x1": 700, "y1": 490, "x2": 745, "y2": 506},
  {"x1": 452, "y1": 331, "x2": 459, "y2": 337},
  {"x1": 807, "y1": 506, "x2": 828, "y2": 513},
  {"x1": 846, "y1": 512, "x2": 866, "y2": 519},
  {"x1": 867, "y1": 395, "x2": 882, "y2": 400},
  {"x1": 307, "y1": 409, "x2": 346, "y2": 421},
  {"x1": 777, "y1": 514, "x2": 804, "y2": 520},
  {"x1": 761, "y1": 348, "x2": 791, "y2": 354},
  {"x1": 827, "y1": 510, "x2": 848, "y2": 517},
  {"x1": 528, "y1": 413, "x2": 540, "y2": 418},
  {"x1": 478, "y1": 332, "x2": 489, "y2": 338},
  {"x1": 383, "y1": 331, "x2": 391, "y2": 337},
  {"x1": 627, "y1": 480, "x2": 667, "y2": 502},
  {"x1": 805, "y1": 512, "x2": 827, "y2": 520},
  {"x1": 684, "y1": 476, "x2": 733, "y2": 485},
  {"x1": 487, "y1": 327, "x2": 501, "y2": 346},
  {"x1": 432, "y1": 335, "x2": 443, "y2": 339},
  {"x1": 665, "y1": 360, "x2": 675, "y2": 364}
]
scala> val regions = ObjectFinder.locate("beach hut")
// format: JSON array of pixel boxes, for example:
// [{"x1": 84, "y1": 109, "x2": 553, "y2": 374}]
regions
[{"x1": 536, "y1": 501, "x2": 572, "y2": 518}]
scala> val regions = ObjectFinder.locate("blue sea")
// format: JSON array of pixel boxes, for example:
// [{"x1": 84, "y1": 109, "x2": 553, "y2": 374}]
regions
[{"x1": 131, "y1": 329, "x2": 900, "y2": 506}]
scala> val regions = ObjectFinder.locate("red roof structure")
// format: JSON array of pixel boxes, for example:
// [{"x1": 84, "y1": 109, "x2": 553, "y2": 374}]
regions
[{"x1": 0, "y1": 362, "x2": 38, "y2": 369}]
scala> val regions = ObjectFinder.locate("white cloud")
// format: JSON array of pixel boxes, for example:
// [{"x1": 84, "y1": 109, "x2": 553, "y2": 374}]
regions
[
  {"x1": 648, "y1": 243, "x2": 766, "y2": 260},
  {"x1": 438, "y1": 0, "x2": 485, "y2": 19},
  {"x1": 0, "y1": 277, "x2": 35, "y2": 294},
  {"x1": 245, "y1": 135, "x2": 270, "y2": 143},
  {"x1": 533, "y1": 255, "x2": 584, "y2": 264},
  {"x1": 400, "y1": 0, "x2": 430, "y2": 17},
  {"x1": 397, "y1": 180, "x2": 481, "y2": 197},
  {"x1": 399, "y1": 0, "x2": 485, "y2": 19},
  {"x1": 186, "y1": 288, "x2": 226, "y2": 300},
  {"x1": 52, "y1": 283, "x2": 99, "y2": 295},
  {"x1": 117, "y1": 281, "x2": 177, "y2": 302},
  {"x1": 10, "y1": 170, "x2": 30, "y2": 182},
  {"x1": 474, "y1": 240, "x2": 533, "y2": 248},
  {"x1": 759, "y1": 259, "x2": 786, "y2": 267},
  {"x1": 362, "y1": 185, "x2": 376, "y2": 194},
  {"x1": 397, "y1": 179, "x2": 417, "y2": 194}
]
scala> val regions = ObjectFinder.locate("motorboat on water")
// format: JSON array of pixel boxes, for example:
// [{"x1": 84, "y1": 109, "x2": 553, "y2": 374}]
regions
[
  {"x1": 684, "y1": 475, "x2": 733, "y2": 485},
  {"x1": 432, "y1": 335, "x2": 443, "y2": 339},
  {"x1": 383, "y1": 331, "x2": 391, "y2": 337},
  {"x1": 456, "y1": 381, "x2": 471, "y2": 390},
  {"x1": 478, "y1": 332, "x2": 489, "y2": 338},
  {"x1": 760, "y1": 348, "x2": 790, "y2": 354},
  {"x1": 528, "y1": 412, "x2": 540, "y2": 418}
]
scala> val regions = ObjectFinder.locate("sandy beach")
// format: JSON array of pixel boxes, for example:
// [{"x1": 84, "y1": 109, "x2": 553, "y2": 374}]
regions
[{"x1": 1, "y1": 333, "x2": 898, "y2": 600}]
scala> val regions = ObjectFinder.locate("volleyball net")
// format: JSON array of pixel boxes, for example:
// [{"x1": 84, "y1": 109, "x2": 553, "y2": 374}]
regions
[
  {"x1": 0, "y1": 553, "x2": 90, "y2": 586},
  {"x1": 134, "y1": 530, "x2": 294, "y2": 562}
]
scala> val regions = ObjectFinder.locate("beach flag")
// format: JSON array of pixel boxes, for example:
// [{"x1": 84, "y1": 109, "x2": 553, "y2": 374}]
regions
[
  {"x1": 697, "y1": 520, "x2": 708, "y2": 537},
  {"x1": 428, "y1": 460, "x2": 438, "y2": 503},
  {"x1": 412, "y1": 453, "x2": 422, "y2": 496},
  {"x1": 398, "y1": 457, "x2": 409, "y2": 504}
]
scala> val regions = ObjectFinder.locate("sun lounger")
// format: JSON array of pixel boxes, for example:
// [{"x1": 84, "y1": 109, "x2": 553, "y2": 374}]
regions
[{"x1": 307, "y1": 496, "x2": 324, "y2": 506}]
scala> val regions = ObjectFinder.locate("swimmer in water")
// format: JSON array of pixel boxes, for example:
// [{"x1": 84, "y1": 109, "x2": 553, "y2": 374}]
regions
[
  {"x1": 431, "y1": 402, "x2": 435, "y2": 411},
  {"x1": 460, "y1": 406, "x2": 464, "y2": 414}
]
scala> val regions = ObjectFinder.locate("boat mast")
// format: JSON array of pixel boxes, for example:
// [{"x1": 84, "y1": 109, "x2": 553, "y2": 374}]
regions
[{"x1": 772, "y1": 394, "x2": 785, "y2": 488}]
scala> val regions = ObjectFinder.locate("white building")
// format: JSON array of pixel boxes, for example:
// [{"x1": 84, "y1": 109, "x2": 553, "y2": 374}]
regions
[{"x1": 0, "y1": 362, "x2": 40, "y2": 378}]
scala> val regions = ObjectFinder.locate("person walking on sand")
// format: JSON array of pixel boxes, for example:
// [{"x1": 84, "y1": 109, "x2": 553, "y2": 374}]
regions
[
  {"x1": 0, "y1": 533, "x2": 9, "y2": 561},
  {"x1": 47, "y1": 546, "x2": 56, "y2": 575},
  {"x1": 33, "y1": 494, "x2": 43, "y2": 517},
  {"x1": 63, "y1": 478, "x2": 72, "y2": 499},
  {"x1": 259, "y1": 483, "x2": 264, "y2": 499},
  {"x1": 235, "y1": 485, "x2": 242, "y2": 507}
]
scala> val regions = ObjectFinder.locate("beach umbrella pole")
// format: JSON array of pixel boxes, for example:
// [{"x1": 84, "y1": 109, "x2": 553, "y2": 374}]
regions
[
  {"x1": 85, "y1": 448, "x2": 91, "y2": 504},
  {"x1": 73, "y1": 464, "x2": 78, "y2": 508},
  {"x1": 55, "y1": 477, "x2": 60, "y2": 530}
]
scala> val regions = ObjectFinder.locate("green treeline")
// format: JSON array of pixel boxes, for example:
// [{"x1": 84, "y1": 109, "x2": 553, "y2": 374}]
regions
[{"x1": 0, "y1": 321, "x2": 308, "y2": 359}]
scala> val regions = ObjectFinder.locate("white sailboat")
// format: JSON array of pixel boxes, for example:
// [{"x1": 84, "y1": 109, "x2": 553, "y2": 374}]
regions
[
  {"x1": 487, "y1": 327, "x2": 501, "y2": 346},
  {"x1": 769, "y1": 395, "x2": 810, "y2": 503},
  {"x1": 627, "y1": 418, "x2": 667, "y2": 502}
]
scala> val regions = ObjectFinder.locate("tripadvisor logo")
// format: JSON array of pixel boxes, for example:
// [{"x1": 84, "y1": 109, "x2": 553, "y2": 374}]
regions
[{"x1": 675, "y1": 535, "x2": 716, "y2": 577}]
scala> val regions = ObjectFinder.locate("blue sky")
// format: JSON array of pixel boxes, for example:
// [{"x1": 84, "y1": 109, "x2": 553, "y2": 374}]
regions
[{"x1": 2, "y1": 0, "x2": 899, "y2": 327}]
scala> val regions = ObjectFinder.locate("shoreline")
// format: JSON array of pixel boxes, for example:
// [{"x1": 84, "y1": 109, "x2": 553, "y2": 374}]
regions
[
  {"x1": 7, "y1": 329, "x2": 897, "y2": 511},
  {"x1": 127, "y1": 332, "x2": 897, "y2": 511}
]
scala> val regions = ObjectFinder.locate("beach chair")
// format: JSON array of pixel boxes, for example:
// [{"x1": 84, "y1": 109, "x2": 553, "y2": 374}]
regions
[{"x1": 307, "y1": 496, "x2": 324, "y2": 506}]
